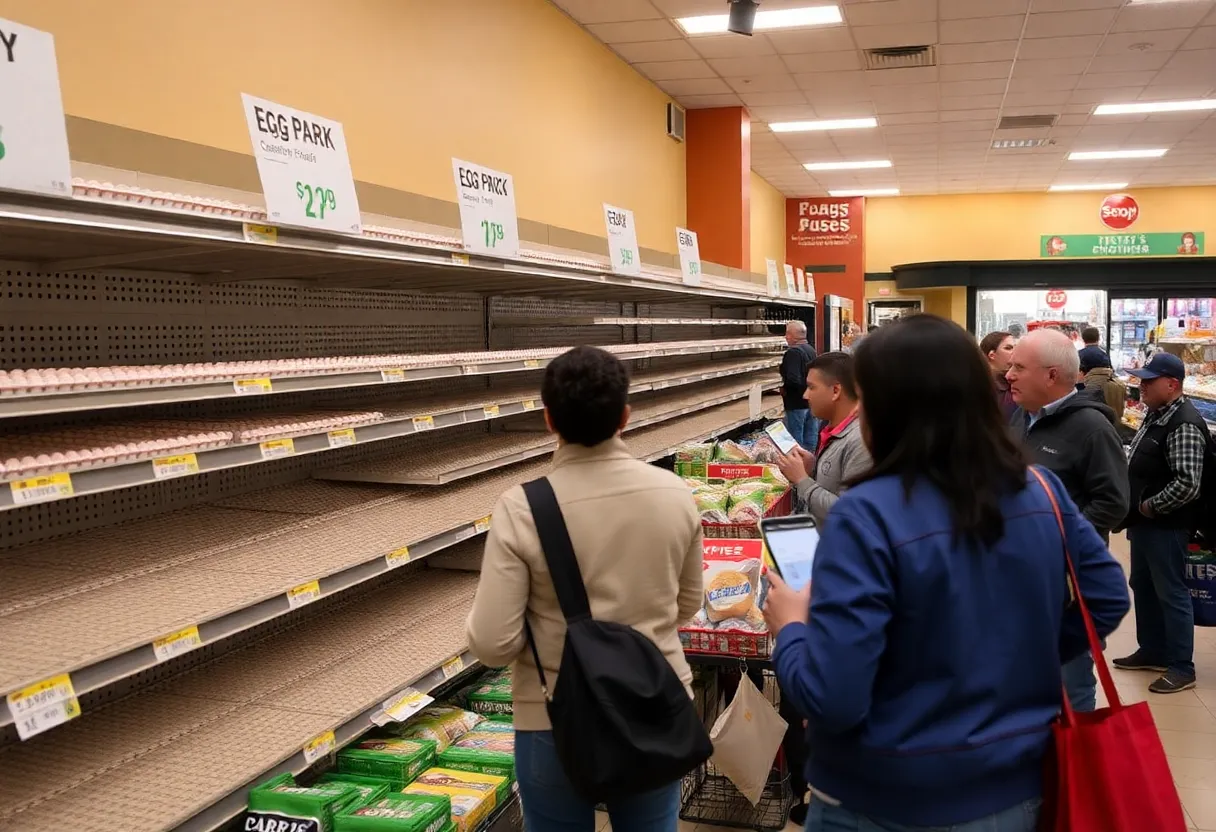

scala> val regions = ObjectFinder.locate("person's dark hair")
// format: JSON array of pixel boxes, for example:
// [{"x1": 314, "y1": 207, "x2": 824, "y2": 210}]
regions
[
  {"x1": 541, "y1": 346, "x2": 630, "y2": 447},
  {"x1": 1081, "y1": 326, "x2": 1100, "y2": 345},
  {"x1": 978, "y1": 330, "x2": 1011, "y2": 359},
  {"x1": 809, "y1": 351, "x2": 856, "y2": 399},
  {"x1": 852, "y1": 315, "x2": 1027, "y2": 546}
]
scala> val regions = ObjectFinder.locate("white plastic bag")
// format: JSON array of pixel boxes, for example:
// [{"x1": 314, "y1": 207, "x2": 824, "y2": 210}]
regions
[{"x1": 708, "y1": 674, "x2": 788, "y2": 805}]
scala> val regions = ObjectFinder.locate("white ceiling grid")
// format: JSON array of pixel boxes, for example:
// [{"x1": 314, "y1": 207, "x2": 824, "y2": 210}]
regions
[{"x1": 551, "y1": 0, "x2": 1216, "y2": 196}]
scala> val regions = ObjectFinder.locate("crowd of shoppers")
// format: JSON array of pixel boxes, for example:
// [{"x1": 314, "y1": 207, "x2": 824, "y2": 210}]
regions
[{"x1": 464, "y1": 314, "x2": 1209, "y2": 832}]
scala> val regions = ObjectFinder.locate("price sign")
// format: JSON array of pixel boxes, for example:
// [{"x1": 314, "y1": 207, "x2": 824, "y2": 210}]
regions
[
  {"x1": 378, "y1": 688, "x2": 432, "y2": 724},
  {"x1": 233, "y1": 378, "x2": 272, "y2": 395},
  {"x1": 441, "y1": 655, "x2": 466, "y2": 678},
  {"x1": 795, "y1": 268, "x2": 807, "y2": 297},
  {"x1": 287, "y1": 580, "x2": 322, "y2": 609},
  {"x1": 327, "y1": 429, "x2": 356, "y2": 448},
  {"x1": 241, "y1": 93, "x2": 362, "y2": 235},
  {"x1": 452, "y1": 159, "x2": 520, "y2": 257},
  {"x1": 805, "y1": 272, "x2": 816, "y2": 299},
  {"x1": 412, "y1": 415, "x2": 435, "y2": 432},
  {"x1": 474, "y1": 516, "x2": 492, "y2": 534},
  {"x1": 303, "y1": 730, "x2": 336, "y2": 764},
  {"x1": 152, "y1": 454, "x2": 199, "y2": 480},
  {"x1": 152, "y1": 625, "x2": 202, "y2": 662},
  {"x1": 676, "y1": 227, "x2": 702, "y2": 287},
  {"x1": 765, "y1": 259, "x2": 780, "y2": 297},
  {"x1": 10, "y1": 472, "x2": 73, "y2": 506},
  {"x1": 0, "y1": 19, "x2": 72, "y2": 197},
  {"x1": 604, "y1": 204, "x2": 641, "y2": 276},
  {"x1": 783, "y1": 264, "x2": 796, "y2": 296},
  {"x1": 259, "y1": 438, "x2": 296, "y2": 460},
  {"x1": 8, "y1": 673, "x2": 79, "y2": 740},
  {"x1": 385, "y1": 546, "x2": 411, "y2": 568}
]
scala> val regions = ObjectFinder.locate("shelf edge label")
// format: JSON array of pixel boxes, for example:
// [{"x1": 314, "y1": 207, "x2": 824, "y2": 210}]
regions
[
  {"x1": 441, "y1": 655, "x2": 466, "y2": 679},
  {"x1": 327, "y1": 428, "x2": 357, "y2": 449},
  {"x1": 378, "y1": 687, "x2": 433, "y2": 724},
  {"x1": 7, "y1": 673, "x2": 80, "y2": 740},
  {"x1": 152, "y1": 453, "x2": 200, "y2": 480},
  {"x1": 380, "y1": 368, "x2": 406, "y2": 383},
  {"x1": 10, "y1": 472, "x2": 73, "y2": 505},
  {"x1": 412, "y1": 415, "x2": 435, "y2": 432},
  {"x1": 303, "y1": 729, "x2": 336, "y2": 764},
  {"x1": 260, "y1": 437, "x2": 296, "y2": 460},
  {"x1": 234, "y1": 378, "x2": 273, "y2": 395},
  {"x1": 287, "y1": 580, "x2": 322, "y2": 609},
  {"x1": 242, "y1": 223, "x2": 279, "y2": 245},
  {"x1": 153, "y1": 625, "x2": 203, "y2": 662},
  {"x1": 385, "y1": 546, "x2": 411, "y2": 568},
  {"x1": 474, "y1": 515, "x2": 492, "y2": 534},
  {"x1": 482, "y1": 404, "x2": 500, "y2": 419}
]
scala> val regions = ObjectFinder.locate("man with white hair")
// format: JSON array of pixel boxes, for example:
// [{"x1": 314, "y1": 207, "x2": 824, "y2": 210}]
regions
[
  {"x1": 780, "y1": 320, "x2": 819, "y2": 450},
  {"x1": 1007, "y1": 328, "x2": 1129, "y2": 711}
]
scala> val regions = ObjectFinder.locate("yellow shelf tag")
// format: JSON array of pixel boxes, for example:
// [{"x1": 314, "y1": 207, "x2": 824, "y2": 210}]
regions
[
  {"x1": 385, "y1": 546, "x2": 411, "y2": 568},
  {"x1": 412, "y1": 415, "x2": 435, "y2": 432},
  {"x1": 242, "y1": 223, "x2": 279, "y2": 244},
  {"x1": 451, "y1": 253, "x2": 470, "y2": 266},
  {"x1": 153, "y1": 625, "x2": 202, "y2": 662},
  {"x1": 7, "y1": 673, "x2": 80, "y2": 740},
  {"x1": 233, "y1": 378, "x2": 273, "y2": 395},
  {"x1": 441, "y1": 655, "x2": 465, "y2": 679},
  {"x1": 260, "y1": 438, "x2": 296, "y2": 460},
  {"x1": 9, "y1": 472, "x2": 73, "y2": 506},
  {"x1": 380, "y1": 368, "x2": 406, "y2": 383},
  {"x1": 303, "y1": 730, "x2": 337, "y2": 764},
  {"x1": 524, "y1": 359, "x2": 541, "y2": 369},
  {"x1": 474, "y1": 516, "x2": 492, "y2": 534},
  {"x1": 327, "y1": 429, "x2": 357, "y2": 449},
  {"x1": 152, "y1": 453, "x2": 200, "y2": 480},
  {"x1": 382, "y1": 688, "x2": 432, "y2": 722},
  {"x1": 522, "y1": 400, "x2": 537, "y2": 411},
  {"x1": 482, "y1": 404, "x2": 500, "y2": 419},
  {"x1": 287, "y1": 580, "x2": 322, "y2": 609}
]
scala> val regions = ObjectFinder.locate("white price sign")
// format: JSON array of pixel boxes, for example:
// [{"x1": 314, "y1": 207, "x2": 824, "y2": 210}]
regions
[
  {"x1": 603, "y1": 204, "x2": 641, "y2": 276},
  {"x1": 241, "y1": 93, "x2": 362, "y2": 235},
  {"x1": 783, "y1": 264, "x2": 796, "y2": 296},
  {"x1": 8, "y1": 673, "x2": 80, "y2": 740},
  {"x1": 806, "y1": 272, "x2": 816, "y2": 299},
  {"x1": 0, "y1": 19, "x2": 72, "y2": 198},
  {"x1": 676, "y1": 227, "x2": 702, "y2": 287},
  {"x1": 453, "y1": 159, "x2": 520, "y2": 258},
  {"x1": 795, "y1": 268, "x2": 808, "y2": 297},
  {"x1": 765, "y1": 259, "x2": 780, "y2": 297}
]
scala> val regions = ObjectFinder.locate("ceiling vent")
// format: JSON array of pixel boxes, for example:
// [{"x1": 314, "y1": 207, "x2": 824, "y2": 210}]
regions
[
  {"x1": 992, "y1": 138, "x2": 1056, "y2": 150},
  {"x1": 863, "y1": 45, "x2": 936, "y2": 70},
  {"x1": 667, "y1": 102, "x2": 686, "y2": 143},
  {"x1": 997, "y1": 114, "x2": 1058, "y2": 130}
]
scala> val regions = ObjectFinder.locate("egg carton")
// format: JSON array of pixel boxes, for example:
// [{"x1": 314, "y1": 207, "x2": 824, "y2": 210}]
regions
[{"x1": 0, "y1": 422, "x2": 234, "y2": 478}]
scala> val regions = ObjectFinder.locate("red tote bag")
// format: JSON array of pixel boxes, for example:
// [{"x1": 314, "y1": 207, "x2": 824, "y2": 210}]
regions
[{"x1": 1032, "y1": 468, "x2": 1187, "y2": 832}]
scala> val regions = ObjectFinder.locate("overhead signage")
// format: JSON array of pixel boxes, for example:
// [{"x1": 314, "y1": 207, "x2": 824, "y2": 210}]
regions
[
  {"x1": 0, "y1": 18, "x2": 72, "y2": 197},
  {"x1": 453, "y1": 158, "x2": 520, "y2": 258},
  {"x1": 241, "y1": 94, "x2": 362, "y2": 235},
  {"x1": 603, "y1": 204, "x2": 641, "y2": 276},
  {"x1": 1100, "y1": 193, "x2": 1139, "y2": 230},
  {"x1": 783, "y1": 264, "x2": 796, "y2": 296},
  {"x1": 765, "y1": 259, "x2": 780, "y2": 297},
  {"x1": 676, "y1": 227, "x2": 702, "y2": 287},
  {"x1": 1041, "y1": 232, "x2": 1204, "y2": 258},
  {"x1": 1045, "y1": 289, "x2": 1068, "y2": 310}
]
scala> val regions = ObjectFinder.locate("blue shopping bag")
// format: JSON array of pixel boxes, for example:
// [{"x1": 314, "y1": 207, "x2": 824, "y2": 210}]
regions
[{"x1": 1184, "y1": 547, "x2": 1216, "y2": 628}]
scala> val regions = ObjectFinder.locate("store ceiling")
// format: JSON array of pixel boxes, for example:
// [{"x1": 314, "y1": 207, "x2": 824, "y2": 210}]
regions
[{"x1": 550, "y1": 0, "x2": 1216, "y2": 196}]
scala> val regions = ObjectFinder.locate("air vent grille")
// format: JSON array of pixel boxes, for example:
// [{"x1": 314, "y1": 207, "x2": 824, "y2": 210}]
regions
[
  {"x1": 863, "y1": 45, "x2": 936, "y2": 70},
  {"x1": 997, "y1": 114, "x2": 1058, "y2": 130},
  {"x1": 992, "y1": 138, "x2": 1056, "y2": 150},
  {"x1": 667, "y1": 102, "x2": 686, "y2": 143}
]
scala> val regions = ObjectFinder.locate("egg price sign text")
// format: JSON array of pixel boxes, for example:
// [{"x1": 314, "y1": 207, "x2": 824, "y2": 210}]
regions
[
  {"x1": 452, "y1": 159, "x2": 520, "y2": 258},
  {"x1": 0, "y1": 18, "x2": 72, "y2": 197},
  {"x1": 676, "y1": 227, "x2": 702, "y2": 287},
  {"x1": 603, "y1": 204, "x2": 642, "y2": 276},
  {"x1": 241, "y1": 93, "x2": 362, "y2": 235}
]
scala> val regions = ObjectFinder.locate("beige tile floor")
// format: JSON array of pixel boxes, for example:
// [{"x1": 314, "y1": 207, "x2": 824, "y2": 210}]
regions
[{"x1": 601, "y1": 534, "x2": 1216, "y2": 832}]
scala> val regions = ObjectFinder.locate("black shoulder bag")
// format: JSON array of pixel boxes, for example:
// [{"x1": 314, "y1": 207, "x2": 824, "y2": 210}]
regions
[{"x1": 521, "y1": 477, "x2": 713, "y2": 803}]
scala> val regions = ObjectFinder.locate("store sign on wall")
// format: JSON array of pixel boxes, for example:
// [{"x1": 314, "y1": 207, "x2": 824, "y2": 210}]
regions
[
  {"x1": 453, "y1": 159, "x2": 520, "y2": 258},
  {"x1": 241, "y1": 94, "x2": 362, "y2": 235},
  {"x1": 1045, "y1": 289, "x2": 1068, "y2": 309},
  {"x1": 0, "y1": 18, "x2": 72, "y2": 198},
  {"x1": 1041, "y1": 232, "x2": 1204, "y2": 258},
  {"x1": 604, "y1": 204, "x2": 641, "y2": 276},
  {"x1": 1100, "y1": 193, "x2": 1139, "y2": 230},
  {"x1": 789, "y1": 198, "x2": 860, "y2": 249},
  {"x1": 676, "y1": 227, "x2": 701, "y2": 287}
]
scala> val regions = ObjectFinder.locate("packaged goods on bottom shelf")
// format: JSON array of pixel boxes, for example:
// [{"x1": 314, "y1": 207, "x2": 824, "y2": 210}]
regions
[
  {"x1": 380, "y1": 704, "x2": 485, "y2": 751},
  {"x1": 338, "y1": 738, "x2": 439, "y2": 788},
  {"x1": 246, "y1": 773, "x2": 368, "y2": 832},
  {"x1": 335, "y1": 792, "x2": 453, "y2": 832},
  {"x1": 403, "y1": 769, "x2": 509, "y2": 832}
]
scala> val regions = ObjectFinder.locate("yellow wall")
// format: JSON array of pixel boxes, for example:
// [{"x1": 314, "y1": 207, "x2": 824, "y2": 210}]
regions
[
  {"x1": 865, "y1": 186, "x2": 1216, "y2": 272},
  {"x1": 750, "y1": 171, "x2": 786, "y2": 275},
  {"x1": 864, "y1": 281, "x2": 967, "y2": 326},
  {"x1": 2, "y1": 0, "x2": 687, "y2": 253}
]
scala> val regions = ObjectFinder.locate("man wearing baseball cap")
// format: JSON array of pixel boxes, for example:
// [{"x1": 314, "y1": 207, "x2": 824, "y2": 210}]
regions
[{"x1": 1116, "y1": 352, "x2": 1213, "y2": 694}]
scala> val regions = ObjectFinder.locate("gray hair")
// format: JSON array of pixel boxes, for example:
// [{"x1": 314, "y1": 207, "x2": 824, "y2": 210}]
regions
[
  {"x1": 786, "y1": 320, "x2": 807, "y2": 337},
  {"x1": 1024, "y1": 329, "x2": 1080, "y2": 378}
]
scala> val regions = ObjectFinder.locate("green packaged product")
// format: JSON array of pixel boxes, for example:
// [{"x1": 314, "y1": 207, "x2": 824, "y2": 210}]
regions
[
  {"x1": 337, "y1": 738, "x2": 438, "y2": 788},
  {"x1": 246, "y1": 772, "x2": 365, "y2": 832},
  {"x1": 334, "y1": 792, "x2": 451, "y2": 832},
  {"x1": 464, "y1": 683, "x2": 513, "y2": 717},
  {"x1": 313, "y1": 773, "x2": 393, "y2": 804},
  {"x1": 467, "y1": 719, "x2": 512, "y2": 733},
  {"x1": 382, "y1": 705, "x2": 483, "y2": 752},
  {"x1": 437, "y1": 745, "x2": 515, "y2": 782}
]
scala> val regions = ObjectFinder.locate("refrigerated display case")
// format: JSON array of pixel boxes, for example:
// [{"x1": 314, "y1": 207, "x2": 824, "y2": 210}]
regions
[
  {"x1": 1110, "y1": 297, "x2": 1160, "y2": 371},
  {"x1": 867, "y1": 298, "x2": 922, "y2": 328},
  {"x1": 824, "y1": 294, "x2": 855, "y2": 352}
]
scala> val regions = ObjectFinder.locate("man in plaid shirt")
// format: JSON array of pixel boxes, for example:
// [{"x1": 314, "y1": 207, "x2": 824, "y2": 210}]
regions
[{"x1": 1115, "y1": 352, "x2": 1214, "y2": 694}]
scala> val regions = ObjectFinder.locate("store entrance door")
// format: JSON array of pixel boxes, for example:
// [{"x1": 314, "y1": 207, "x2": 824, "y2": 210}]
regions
[{"x1": 1109, "y1": 296, "x2": 1160, "y2": 371}]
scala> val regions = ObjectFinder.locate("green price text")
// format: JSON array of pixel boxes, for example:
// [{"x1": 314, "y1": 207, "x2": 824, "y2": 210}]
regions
[
  {"x1": 295, "y1": 182, "x2": 337, "y2": 219},
  {"x1": 620, "y1": 248, "x2": 634, "y2": 267},
  {"x1": 481, "y1": 220, "x2": 505, "y2": 248}
]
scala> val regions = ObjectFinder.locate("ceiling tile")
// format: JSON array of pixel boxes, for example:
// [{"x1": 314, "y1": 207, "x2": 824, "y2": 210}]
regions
[
  {"x1": 1087, "y1": 52, "x2": 1172, "y2": 74},
  {"x1": 842, "y1": 0, "x2": 936, "y2": 27},
  {"x1": 880, "y1": 111, "x2": 941, "y2": 124},
  {"x1": 865, "y1": 66, "x2": 939, "y2": 86},
  {"x1": 1012, "y1": 57, "x2": 1092, "y2": 78},
  {"x1": 1001, "y1": 90, "x2": 1072, "y2": 107},
  {"x1": 1112, "y1": 3, "x2": 1214, "y2": 33},
  {"x1": 1024, "y1": 9, "x2": 1119, "y2": 39},
  {"x1": 658, "y1": 77, "x2": 733, "y2": 95},
  {"x1": 1029, "y1": 0, "x2": 1122, "y2": 10},
  {"x1": 612, "y1": 40, "x2": 701, "y2": 62},
  {"x1": 677, "y1": 93, "x2": 745, "y2": 109},
  {"x1": 707, "y1": 55, "x2": 789, "y2": 76},
  {"x1": 649, "y1": 0, "x2": 730, "y2": 15},
  {"x1": 688, "y1": 34, "x2": 778, "y2": 59},
  {"x1": 552, "y1": 0, "x2": 662, "y2": 24},
  {"x1": 940, "y1": 61, "x2": 1015, "y2": 82},
  {"x1": 941, "y1": 16, "x2": 1026, "y2": 44},
  {"x1": 782, "y1": 51, "x2": 863, "y2": 73},
  {"x1": 940, "y1": 0, "x2": 1028, "y2": 18},
  {"x1": 766, "y1": 28, "x2": 857, "y2": 54},
  {"x1": 939, "y1": 41, "x2": 1021, "y2": 64},
  {"x1": 1181, "y1": 27, "x2": 1216, "y2": 50},
  {"x1": 586, "y1": 20, "x2": 682, "y2": 43},
  {"x1": 1017, "y1": 36, "x2": 1103, "y2": 60},
  {"x1": 738, "y1": 91, "x2": 809, "y2": 107},
  {"x1": 793, "y1": 70, "x2": 869, "y2": 96},
  {"x1": 1098, "y1": 30, "x2": 1192, "y2": 55},
  {"x1": 748, "y1": 104, "x2": 821, "y2": 122},
  {"x1": 942, "y1": 94, "x2": 1007, "y2": 111},
  {"x1": 874, "y1": 98, "x2": 939, "y2": 115},
  {"x1": 940, "y1": 109, "x2": 1000, "y2": 124},
  {"x1": 1077, "y1": 70, "x2": 1162, "y2": 90},
  {"x1": 1161, "y1": 49, "x2": 1216, "y2": 74},
  {"x1": 808, "y1": 101, "x2": 879, "y2": 118},
  {"x1": 1069, "y1": 86, "x2": 1146, "y2": 104},
  {"x1": 851, "y1": 22, "x2": 938, "y2": 49},
  {"x1": 941, "y1": 78, "x2": 1010, "y2": 97},
  {"x1": 634, "y1": 59, "x2": 716, "y2": 80},
  {"x1": 725, "y1": 74, "x2": 801, "y2": 94}
]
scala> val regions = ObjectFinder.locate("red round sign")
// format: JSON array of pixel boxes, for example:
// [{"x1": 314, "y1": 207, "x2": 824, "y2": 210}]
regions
[
  {"x1": 1046, "y1": 289, "x2": 1068, "y2": 309},
  {"x1": 1100, "y1": 193, "x2": 1139, "y2": 229}
]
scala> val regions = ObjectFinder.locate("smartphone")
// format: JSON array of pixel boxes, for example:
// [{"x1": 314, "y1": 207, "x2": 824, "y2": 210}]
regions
[
  {"x1": 759, "y1": 515, "x2": 819, "y2": 592},
  {"x1": 764, "y1": 421, "x2": 799, "y2": 454}
]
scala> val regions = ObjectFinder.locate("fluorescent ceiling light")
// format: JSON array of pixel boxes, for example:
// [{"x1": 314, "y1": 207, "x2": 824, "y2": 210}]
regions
[
  {"x1": 770, "y1": 117, "x2": 878, "y2": 133},
  {"x1": 1049, "y1": 183, "x2": 1130, "y2": 192},
  {"x1": 1068, "y1": 148, "x2": 1168, "y2": 160},
  {"x1": 677, "y1": 5, "x2": 842, "y2": 35},
  {"x1": 804, "y1": 159, "x2": 892, "y2": 171},
  {"x1": 828, "y1": 188, "x2": 899, "y2": 197},
  {"x1": 1094, "y1": 99, "x2": 1216, "y2": 115}
]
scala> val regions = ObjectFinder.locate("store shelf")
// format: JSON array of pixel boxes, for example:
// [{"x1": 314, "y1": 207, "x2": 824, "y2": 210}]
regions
[
  {"x1": 0, "y1": 565, "x2": 483, "y2": 832},
  {"x1": 0, "y1": 189, "x2": 812, "y2": 308},
  {"x1": 492, "y1": 315, "x2": 770, "y2": 328},
  {"x1": 0, "y1": 356, "x2": 778, "y2": 511},
  {"x1": 315, "y1": 373, "x2": 778, "y2": 485},
  {"x1": 0, "y1": 394, "x2": 780, "y2": 730},
  {"x1": 0, "y1": 336, "x2": 781, "y2": 419}
]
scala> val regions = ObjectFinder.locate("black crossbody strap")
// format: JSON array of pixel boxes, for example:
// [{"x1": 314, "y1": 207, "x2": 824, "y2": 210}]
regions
[{"x1": 521, "y1": 478, "x2": 592, "y2": 622}]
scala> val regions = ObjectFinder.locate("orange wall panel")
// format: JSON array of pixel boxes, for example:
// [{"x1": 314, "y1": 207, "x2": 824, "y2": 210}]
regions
[{"x1": 686, "y1": 108, "x2": 750, "y2": 269}]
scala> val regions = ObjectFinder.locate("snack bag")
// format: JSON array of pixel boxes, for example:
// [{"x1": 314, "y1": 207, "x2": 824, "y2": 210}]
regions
[
  {"x1": 702, "y1": 541, "x2": 763, "y2": 624},
  {"x1": 334, "y1": 792, "x2": 451, "y2": 832},
  {"x1": 694, "y1": 485, "x2": 730, "y2": 523},
  {"x1": 382, "y1": 705, "x2": 483, "y2": 752},
  {"x1": 314, "y1": 773, "x2": 393, "y2": 805},
  {"x1": 726, "y1": 481, "x2": 770, "y2": 524},
  {"x1": 247, "y1": 773, "x2": 365, "y2": 832},
  {"x1": 747, "y1": 433, "x2": 784, "y2": 464},
  {"x1": 438, "y1": 744, "x2": 515, "y2": 781},
  {"x1": 713, "y1": 440, "x2": 753, "y2": 463},
  {"x1": 403, "y1": 768, "x2": 507, "y2": 832},
  {"x1": 337, "y1": 738, "x2": 438, "y2": 788}
]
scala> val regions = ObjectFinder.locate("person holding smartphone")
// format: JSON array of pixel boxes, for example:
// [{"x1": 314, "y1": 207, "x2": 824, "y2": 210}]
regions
[{"x1": 775, "y1": 352, "x2": 871, "y2": 526}]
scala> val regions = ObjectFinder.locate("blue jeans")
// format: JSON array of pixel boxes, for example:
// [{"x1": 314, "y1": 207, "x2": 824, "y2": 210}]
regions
[
  {"x1": 785, "y1": 409, "x2": 822, "y2": 452},
  {"x1": 515, "y1": 730, "x2": 680, "y2": 832},
  {"x1": 1129, "y1": 524, "x2": 1195, "y2": 676},
  {"x1": 1061, "y1": 650, "x2": 1097, "y2": 712},
  {"x1": 807, "y1": 797, "x2": 1041, "y2": 831}
]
